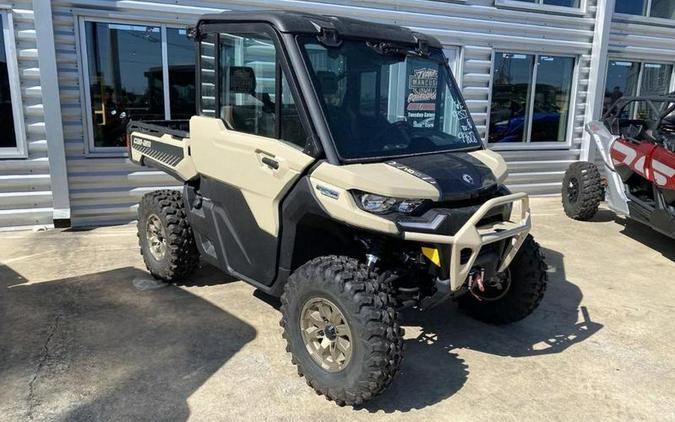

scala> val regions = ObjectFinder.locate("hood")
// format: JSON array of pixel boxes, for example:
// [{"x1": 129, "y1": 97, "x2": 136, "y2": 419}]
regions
[{"x1": 387, "y1": 152, "x2": 499, "y2": 201}]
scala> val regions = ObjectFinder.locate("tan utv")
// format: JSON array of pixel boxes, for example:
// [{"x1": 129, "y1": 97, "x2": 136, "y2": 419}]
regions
[{"x1": 127, "y1": 11, "x2": 547, "y2": 406}]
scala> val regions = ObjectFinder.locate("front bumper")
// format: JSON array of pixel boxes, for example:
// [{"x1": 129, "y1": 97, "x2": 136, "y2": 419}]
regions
[{"x1": 399, "y1": 192, "x2": 531, "y2": 291}]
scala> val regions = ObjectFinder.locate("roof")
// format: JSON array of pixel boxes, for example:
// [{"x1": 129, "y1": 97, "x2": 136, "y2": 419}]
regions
[{"x1": 196, "y1": 10, "x2": 443, "y2": 48}]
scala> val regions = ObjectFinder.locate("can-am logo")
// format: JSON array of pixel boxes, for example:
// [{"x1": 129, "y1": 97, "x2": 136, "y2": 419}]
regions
[{"x1": 462, "y1": 174, "x2": 474, "y2": 185}]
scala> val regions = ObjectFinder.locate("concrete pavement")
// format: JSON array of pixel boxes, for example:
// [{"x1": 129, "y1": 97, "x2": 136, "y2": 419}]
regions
[{"x1": 0, "y1": 197, "x2": 673, "y2": 421}]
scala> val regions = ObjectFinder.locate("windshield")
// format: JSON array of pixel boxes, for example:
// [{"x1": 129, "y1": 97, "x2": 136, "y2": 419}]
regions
[{"x1": 298, "y1": 36, "x2": 482, "y2": 160}]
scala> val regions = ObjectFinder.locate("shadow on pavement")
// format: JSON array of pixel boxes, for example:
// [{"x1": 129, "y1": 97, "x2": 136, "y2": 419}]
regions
[
  {"x1": 619, "y1": 218, "x2": 675, "y2": 261},
  {"x1": 0, "y1": 264, "x2": 256, "y2": 422},
  {"x1": 362, "y1": 246, "x2": 602, "y2": 413}
]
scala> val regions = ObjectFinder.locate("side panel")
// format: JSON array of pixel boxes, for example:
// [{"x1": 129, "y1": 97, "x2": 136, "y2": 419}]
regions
[
  {"x1": 185, "y1": 180, "x2": 278, "y2": 284},
  {"x1": 189, "y1": 116, "x2": 315, "y2": 285},
  {"x1": 190, "y1": 116, "x2": 315, "y2": 236},
  {"x1": 652, "y1": 147, "x2": 675, "y2": 191},
  {"x1": 129, "y1": 131, "x2": 197, "y2": 182}
]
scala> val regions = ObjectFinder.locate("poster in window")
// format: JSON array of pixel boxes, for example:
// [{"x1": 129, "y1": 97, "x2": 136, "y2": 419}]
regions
[{"x1": 405, "y1": 67, "x2": 438, "y2": 128}]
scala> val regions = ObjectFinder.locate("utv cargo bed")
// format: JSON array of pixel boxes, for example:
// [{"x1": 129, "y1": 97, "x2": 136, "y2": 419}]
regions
[{"x1": 127, "y1": 119, "x2": 197, "y2": 182}]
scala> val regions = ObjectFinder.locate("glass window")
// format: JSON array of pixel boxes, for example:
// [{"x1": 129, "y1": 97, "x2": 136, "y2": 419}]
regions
[
  {"x1": 615, "y1": 0, "x2": 675, "y2": 18},
  {"x1": 604, "y1": 61, "x2": 640, "y2": 115},
  {"x1": 299, "y1": 37, "x2": 481, "y2": 160},
  {"x1": 489, "y1": 53, "x2": 535, "y2": 143},
  {"x1": 215, "y1": 31, "x2": 307, "y2": 147},
  {"x1": 640, "y1": 63, "x2": 673, "y2": 96},
  {"x1": 489, "y1": 53, "x2": 575, "y2": 143},
  {"x1": 82, "y1": 21, "x2": 196, "y2": 151},
  {"x1": 651, "y1": 0, "x2": 675, "y2": 19},
  {"x1": 543, "y1": 0, "x2": 580, "y2": 6},
  {"x1": 85, "y1": 22, "x2": 164, "y2": 148},
  {"x1": 0, "y1": 15, "x2": 17, "y2": 149},
  {"x1": 615, "y1": 0, "x2": 648, "y2": 15},
  {"x1": 218, "y1": 32, "x2": 277, "y2": 138},
  {"x1": 166, "y1": 28, "x2": 196, "y2": 119},
  {"x1": 280, "y1": 74, "x2": 306, "y2": 148},
  {"x1": 512, "y1": 0, "x2": 580, "y2": 6},
  {"x1": 604, "y1": 61, "x2": 673, "y2": 117},
  {"x1": 531, "y1": 56, "x2": 575, "y2": 142}
]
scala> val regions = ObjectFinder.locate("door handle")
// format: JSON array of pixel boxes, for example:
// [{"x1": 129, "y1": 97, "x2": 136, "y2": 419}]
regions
[{"x1": 261, "y1": 156, "x2": 279, "y2": 170}]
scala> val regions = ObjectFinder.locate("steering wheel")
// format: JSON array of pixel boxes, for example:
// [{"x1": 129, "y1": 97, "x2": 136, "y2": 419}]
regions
[
  {"x1": 622, "y1": 123, "x2": 645, "y2": 140},
  {"x1": 371, "y1": 120, "x2": 412, "y2": 148}
]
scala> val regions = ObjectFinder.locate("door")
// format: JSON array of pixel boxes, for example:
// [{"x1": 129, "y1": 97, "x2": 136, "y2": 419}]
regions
[{"x1": 190, "y1": 26, "x2": 315, "y2": 284}]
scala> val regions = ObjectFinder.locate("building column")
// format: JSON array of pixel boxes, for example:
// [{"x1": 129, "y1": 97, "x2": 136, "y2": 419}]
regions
[
  {"x1": 581, "y1": 0, "x2": 616, "y2": 161},
  {"x1": 32, "y1": 0, "x2": 71, "y2": 227}
]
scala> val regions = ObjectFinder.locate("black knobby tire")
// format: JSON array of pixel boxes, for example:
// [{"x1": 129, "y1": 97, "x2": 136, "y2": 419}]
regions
[
  {"x1": 562, "y1": 161, "x2": 603, "y2": 220},
  {"x1": 458, "y1": 235, "x2": 547, "y2": 325},
  {"x1": 137, "y1": 189, "x2": 199, "y2": 282},
  {"x1": 280, "y1": 256, "x2": 404, "y2": 406}
]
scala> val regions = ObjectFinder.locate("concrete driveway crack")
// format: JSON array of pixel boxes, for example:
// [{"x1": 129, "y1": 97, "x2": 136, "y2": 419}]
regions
[{"x1": 27, "y1": 314, "x2": 62, "y2": 420}]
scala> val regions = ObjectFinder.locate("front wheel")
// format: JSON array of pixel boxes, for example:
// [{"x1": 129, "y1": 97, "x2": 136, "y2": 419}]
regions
[
  {"x1": 562, "y1": 161, "x2": 604, "y2": 220},
  {"x1": 458, "y1": 235, "x2": 548, "y2": 324},
  {"x1": 280, "y1": 256, "x2": 403, "y2": 406}
]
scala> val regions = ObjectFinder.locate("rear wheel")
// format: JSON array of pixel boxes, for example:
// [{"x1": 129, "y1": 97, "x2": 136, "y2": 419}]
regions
[
  {"x1": 280, "y1": 256, "x2": 403, "y2": 406},
  {"x1": 138, "y1": 190, "x2": 199, "y2": 282},
  {"x1": 562, "y1": 161, "x2": 603, "y2": 220},
  {"x1": 458, "y1": 235, "x2": 547, "y2": 324}
]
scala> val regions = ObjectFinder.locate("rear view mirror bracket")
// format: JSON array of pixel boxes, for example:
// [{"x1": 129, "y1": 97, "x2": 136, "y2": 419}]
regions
[{"x1": 317, "y1": 28, "x2": 342, "y2": 47}]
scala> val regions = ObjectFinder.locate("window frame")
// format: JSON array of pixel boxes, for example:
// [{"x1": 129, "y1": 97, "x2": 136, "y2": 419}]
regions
[
  {"x1": 197, "y1": 23, "x2": 313, "y2": 151},
  {"x1": 76, "y1": 15, "x2": 194, "y2": 156},
  {"x1": 494, "y1": 0, "x2": 588, "y2": 17},
  {"x1": 486, "y1": 50, "x2": 580, "y2": 150},
  {"x1": 0, "y1": 10, "x2": 27, "y2": 159}
]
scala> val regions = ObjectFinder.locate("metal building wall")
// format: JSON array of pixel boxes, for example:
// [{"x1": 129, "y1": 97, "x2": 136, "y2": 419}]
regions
[
  {"x1": 609, "y1": 14, "x2": 675, "y2": 63},
  {"x1": 51, "y1": 0, "x2": 598, "y2": 226},
  {"x1": 0, "y1": 1, "x2": 54, "y2": 228}
]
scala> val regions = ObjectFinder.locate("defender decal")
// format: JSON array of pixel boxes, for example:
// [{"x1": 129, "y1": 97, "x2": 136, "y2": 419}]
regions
[
  {"x1": 132, "y1": 136, "x2": 184, "y2": 167},
  {"x1": 386, "y1": 161, "x2": 438, "y2": 185}
]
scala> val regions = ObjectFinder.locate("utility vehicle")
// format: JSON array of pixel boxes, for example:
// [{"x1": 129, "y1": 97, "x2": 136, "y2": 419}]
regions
[
  {"x1": 128, "y1": 11, "x2": 548, "y2": 405},
  {"x1": 563, "y1": 95, "x2": 675, "y2": 239}
]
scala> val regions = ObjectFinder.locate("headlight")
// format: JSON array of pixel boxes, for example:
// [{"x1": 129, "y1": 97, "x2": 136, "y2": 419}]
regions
[{"x1": 353, "y1": 191, "x2": 426, "y2": 215}]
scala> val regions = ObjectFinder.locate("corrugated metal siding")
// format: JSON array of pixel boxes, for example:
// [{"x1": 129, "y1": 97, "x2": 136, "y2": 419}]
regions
[
  {"x1": 52, "y1": 0, "x2": 598, "y2": 226},
  {"x1": 609, "y1": 16, "x2": 675, "y2": 62},
  {"x1": 0, "y1": 1, "x2": 54, "y2": 228}
]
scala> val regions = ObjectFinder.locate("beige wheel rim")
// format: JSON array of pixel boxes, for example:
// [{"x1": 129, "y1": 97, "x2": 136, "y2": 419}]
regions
[
  {"x1": 300, "y1": 297, "x2": 353, "y2": 373},
  {"x1": 146, "y1": 214, "x2": 167, "y2": 261}
]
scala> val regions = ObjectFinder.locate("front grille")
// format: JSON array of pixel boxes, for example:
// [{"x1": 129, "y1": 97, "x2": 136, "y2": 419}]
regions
[{"x1": 433, "y1": 184, "x2": 503, "y2": 209}]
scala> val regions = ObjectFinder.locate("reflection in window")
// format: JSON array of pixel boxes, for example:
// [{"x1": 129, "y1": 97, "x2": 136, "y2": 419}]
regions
[
  {"x1": 651, "y1": 0, "x2": 675, "y2": 19},
  {"x1": 489, "y1": 53, "x2": 534, "y2": 143},
  {"x1": 489, "y1": 53, "x2": 575, "y2": 143},
  {"x1": 512, "y1": 0, "x2": 580, "y2": 6},
  {"x1": 604, "y1": 61, "x2": 639, "y2": 116},
  {"x1": 0, "y1": 15, "x2": 17, "y2": 149},
  {"x1": 615, "y1": 0, "x2": 675, "y2": 18},
  {"x1": 83, "y1": 22, "x2": 196, "y2": 150},
  {"x1": 532, "y1": 56, "x2": 575, "y2": 142},
  {"x1": 604, "y1": 60, "x2": 673, "y2": 118},
  {"x1": 615, "y1": 0, "x2": 647, "y2": 15},
  {"x1": 640, "y1": 63, "x2": 673, "y2": 96},
  {"x1": 167, "y1": 28, "x2": 196, "y2": 119},
  {"x1": 86, "y1": 22, "x2": 164, "y2": 148}
]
